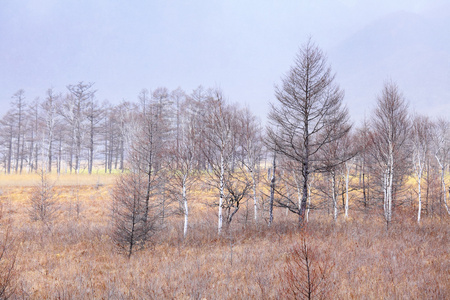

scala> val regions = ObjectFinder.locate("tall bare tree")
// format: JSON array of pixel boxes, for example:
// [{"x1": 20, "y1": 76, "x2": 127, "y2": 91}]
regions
[
  {"x1": 11, "y1": 90, "x2": 27, "y2": 174},
  {"x1": 370, "y1": 81, "x2": 410, "y2": 225},
  {"x1": 62, "y1": 82, "x2": 95, "y2": 173},
  {"x1": 85, "y1": 95, "x2": 104, "y2": 174},
  {"x1": 41, "y1": 89, "x2": 59, "y2": 173},
  {"x1": 167, "y1": 93, "x2": 200, "y2": 237},
  {"x1": 0, "y1": 111, "x2": 15, "y2": 174},
  {"x1": 240, "y1": 108, "x2": 263, "y2": 223},
  {"x1": 267, "y1": 39, "x2": 351, "y2": 225}
]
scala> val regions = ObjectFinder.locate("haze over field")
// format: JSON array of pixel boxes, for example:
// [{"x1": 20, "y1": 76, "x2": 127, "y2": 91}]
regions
[{"x1": 1, "y1": 0, "x2": 449, "y2": 123}]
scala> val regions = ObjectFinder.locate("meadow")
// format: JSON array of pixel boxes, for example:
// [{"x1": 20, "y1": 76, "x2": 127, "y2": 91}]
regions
[{"x1": 0, "y1": 173, "x2": 448, "y2": 299}]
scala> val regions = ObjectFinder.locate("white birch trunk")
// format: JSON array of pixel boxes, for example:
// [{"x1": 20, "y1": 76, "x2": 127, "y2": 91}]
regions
[
  {"x1": 441, "y1": 166, "x2": 450, "y2": 215},
  {"x1": 306, "y1": 181, "x2": 312, "y2": 222},
  {"x1": 383, "y1": 171, "x2": 388, "y2": 220},
  {"x1": 435, "y1": 155, "x2": 450, "y2": 215},
  {"x1": 417, "y1": 171, "x2": 422, "y2": 223},
  {"x1": 182, "y1": 174, "x2": 188, "y2": 237},
  {"x1": 345, "y1": 162, "x2": 350, "y2": 219},
  {"x1": 293, "y1": 171, "x2": 302, "y2": 213},
  {"x1": 332, "y1": 172, "x2": 338, "y2": 221},
  {"x1": 250, "y1": 169, "x2": 258, "y2": 223},
  {"x1": 218, "y1": 154, "x2": 224, "y2": 234}
]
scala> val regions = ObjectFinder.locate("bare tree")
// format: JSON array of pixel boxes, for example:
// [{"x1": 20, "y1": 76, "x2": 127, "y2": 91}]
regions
[
  {"x1": 201, "y1": 90, "x2": 243, "y2": 233},
  {"x1": 354, "y1": 118, "x2": 374, "y2": 210},
  {"x1": 11, "y1": 90, "x2": 27, "y2": 174},
  {"x1": 319, "y1": 125, "x2": 356, "y2": 221},
  {"x1": 41, "y1": 88, "x2": 59, "y2": 173},
  {"x1": 127, "y1": 89, "x2": 172, "y2": 230},
  {"x1": 411, "y1": 115, "x2": 432, "y2": 223},
  {"x1": 111, "y1": 171, "x2": 158, "y2": 258},
  {"x1": 370, "y1": 81, "x2": 410, "y2": 225},
  {"x1": 267, "y1": 39, "x2": 351, "y2": 225},
  {"x1": 432, "y1": 118, "x2": 450, "y2": 215},
  {"x1": 0, "y1": 111, "x2": 15, "y2": 174},
  {"x1": 240, "y1": 108, "x2": 263, "y2": 223},
  {"x1": 26, "y1": 98, "x2": 42, "y2": 173},
  {"x1": 167, "y1": 93, "x2": 200, "y2": 237},
  {"x1": 85, "y1": 95, "x2": 104, "y2": 174},
  {"x1": 28, "y1": 169, "x2": 58, "y2": 224},
  {"x1": 281, "y1": 238, "x2": 332, "y2": 299},
  {"x1": 61, "y1": 82, "x2": 95, "y2": 173},
  {"x1": 0, "y1": 226, "x2": 18, "y2": 299}
]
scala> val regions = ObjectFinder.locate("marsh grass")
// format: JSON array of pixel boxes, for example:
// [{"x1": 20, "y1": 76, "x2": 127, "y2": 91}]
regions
[{"x1": 0, "y1": 174, "x2": 448, "y2": 299}]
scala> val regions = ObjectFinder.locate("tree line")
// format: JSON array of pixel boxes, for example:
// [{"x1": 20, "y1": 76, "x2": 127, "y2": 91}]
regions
[{"x1": 2, "y1": 40, "x2": 450, "y2": 255}]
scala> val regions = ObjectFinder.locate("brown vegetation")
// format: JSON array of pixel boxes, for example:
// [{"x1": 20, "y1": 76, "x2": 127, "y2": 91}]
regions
[{"x1": 0, "y1": 174, "x2": 448, "y2": 299}]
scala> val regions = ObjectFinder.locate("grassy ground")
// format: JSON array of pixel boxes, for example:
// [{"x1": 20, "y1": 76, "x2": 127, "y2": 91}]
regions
[{"x1": 0, "y1": 173, "x2": 448, "y2": 299}]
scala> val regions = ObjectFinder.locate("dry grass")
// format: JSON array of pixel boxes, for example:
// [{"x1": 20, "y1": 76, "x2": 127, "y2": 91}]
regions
[{"x1": 0, "y1": 174, "x2": 448, "y2": 299}]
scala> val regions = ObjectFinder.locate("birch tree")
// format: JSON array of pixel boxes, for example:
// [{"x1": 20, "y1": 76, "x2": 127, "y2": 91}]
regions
[
  {"x1": 267, "y1": 39, "x2": 351, "y2": 225},
  {"x1": 433, "y1": 118, "x2": 450, "y2": 215},
  {"x1": 240, "y1": 108, "x2": 263, "y2": 223},
  {"x1": 354, "y1": 119, "x2": 374, "y2": 210},
  {"x1": 370, "y1": 81, "x2": 410, "y2": 225},
  {"x1": 411, "y1": 115, "x2": 431, "y2": 223},
  {"x1": 202, "y1": 91, "x2": 235, "y2": 234},
  {"x1": 168, "y1": 94, "x2": 199, "y2": 237},
  {"x1": 202, "y1": 90, "x2": 247, "y2": 233}
]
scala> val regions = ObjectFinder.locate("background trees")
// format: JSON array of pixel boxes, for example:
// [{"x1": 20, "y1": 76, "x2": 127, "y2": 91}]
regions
[
  {"x1": 0, "y1": 54, "x2": 448, "y2": 230},
  {"x1": 267, "y1": 39, "x2": 351, "y2": 224}
]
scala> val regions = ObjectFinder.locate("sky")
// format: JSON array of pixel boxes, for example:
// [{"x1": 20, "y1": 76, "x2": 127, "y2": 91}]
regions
[{"x1": 1, "y1": 0, "x2": 449, "y2": 125}]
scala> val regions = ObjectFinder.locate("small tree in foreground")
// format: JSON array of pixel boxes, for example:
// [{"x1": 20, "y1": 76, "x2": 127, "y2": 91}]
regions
[
  {"x1": 28, "y1": 169, "x2": 58, "y2": 224},
  {"x1": 280, "y1": 238, "x2": 333, "y2": 300},
  {"x1": 111, "y1": 172, "x2": 158, "y2": 258},
  {"x1": 0, "y1": 226, "x2": 18, "y2": 299}
]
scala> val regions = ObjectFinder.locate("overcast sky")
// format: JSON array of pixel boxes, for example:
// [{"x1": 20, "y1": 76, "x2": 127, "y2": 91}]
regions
[{"x1": 1, "y1": 0, "x2": 448, "y2": 124}]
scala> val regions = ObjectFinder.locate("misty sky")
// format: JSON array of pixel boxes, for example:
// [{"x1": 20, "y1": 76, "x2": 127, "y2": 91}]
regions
[{"x1": 1, "y1": 0, "x2": 448, "y2": 124}]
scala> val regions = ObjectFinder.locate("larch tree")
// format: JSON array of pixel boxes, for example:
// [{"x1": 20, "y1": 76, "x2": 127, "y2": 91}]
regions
[
  {"x1": 41, "y1": 88, "x2": 59, "y2": 173},
  {"x1": 64, "y1": 82, "x2": 95, "y2": 173},
  {"x1": 85, "y1": 94, "x2": 104, "y2": 174},
  {"x1": 267, "y1": 39, "x2": 351, "y2": 225},
  {"x1": 26, "y1": 98, "x2": 42, "y2": 173},
  {"x1": 0, "y1": 110, "x2": 15, "y2": 174},
  {"x1": 11, "y1": 90, "x2": 27, "y2": 174},
  {"x1": 111, "y1": 170, "x2": 157, "y2": 258}
]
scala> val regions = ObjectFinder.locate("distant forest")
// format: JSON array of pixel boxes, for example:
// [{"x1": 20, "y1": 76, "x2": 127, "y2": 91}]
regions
[{"x1": 1, "y1": 41, "x2": 449, "y2": 229}]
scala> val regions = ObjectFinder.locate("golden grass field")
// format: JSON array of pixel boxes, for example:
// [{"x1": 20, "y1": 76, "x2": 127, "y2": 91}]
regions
[{"x1": 0, "y1": 173, "x2": 449, "y2": 299}]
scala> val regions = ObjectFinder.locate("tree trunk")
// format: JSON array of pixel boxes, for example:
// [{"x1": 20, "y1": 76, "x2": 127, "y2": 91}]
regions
[
  {"x1": 218, "y1": 153, "x2": 224, "y2": 234},
  {"x1": 269, "y1": 152, "x2": 276, "y2": 226},
  {"x1": 183, "y1": 176, "x2": 188, "y2": 238},
  {"x1": 417, "y1": 171, "x2": 422, "y2": 223},
  {"x1": 345, "y1": 162, "x2": 350, "y2": 218}
]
